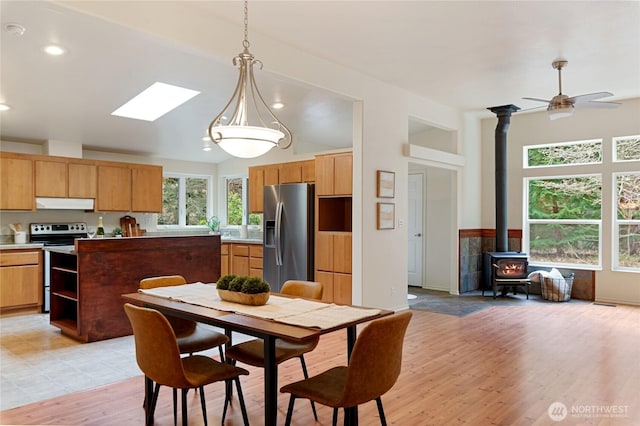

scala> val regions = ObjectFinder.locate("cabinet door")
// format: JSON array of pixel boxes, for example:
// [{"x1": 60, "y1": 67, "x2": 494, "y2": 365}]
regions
[
  {"x1": 333, "y1": 154, "x2": 353, "y2": 196},
  {"x1": 315, "y1": 232, "x2": 333, "y2": 271},
  {"x1": 248, "y1": 166, "x2": 265, "y2": 213},
  {"x1": 333, "y1": 233, "x2": 352, "y2": 274},
  {"x1": 231, "y1": 244, "x2": 250, "y2": 276},
  {"x1": 68, "y1": 163, "x2": 97, "y2": 198},
  {"x1": 249, "y1": 244, "x2": 263, "y2": 278},
  {"x1": 35, "y1": 160, "x2": 67, "y2": 197},
  {"x1": 315, "y1": 270, "x2": 334, "y2": 303},
  {"x1": 0, "y1": 265, "x2": 41, "y2": 308},
  {"x1": 301, "y1": 160, "x2": 316, "y2": 182},
  {"x1": 315, "y1": 155, "x2": 334, "y2": 196},
  {"x1": 131, "y1": 165, "x2": 162, "y2": 212},
  {"x1": 264, "y1": 165, "x2": 280, "y2": 186},
  {"x1": 221, "y1": 244, "x2": 230, "y2": 276},
  {"x1": 280, "y1": 162, "x2": 302, "y2": 183},
  {"x1": 97, "y1": 165, "x2": 131, "y2": 212},
  {"x1": 333, "y1": 273, "x2": 352, "y2": 305},
  {"x1": 0, "y1": 157, "x2": 34, "y2": 210}
]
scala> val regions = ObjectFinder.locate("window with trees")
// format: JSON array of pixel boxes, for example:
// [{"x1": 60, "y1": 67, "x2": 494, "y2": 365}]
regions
[
  {"x1": 158, "y1": 174, "x2": 211, "y2": 227},
  {"x1": 226, "y1": 177, "x2": 260, "y2": 226},
  {"x1": 524, "y1": 136, "x2": 640, "y2": 272}
]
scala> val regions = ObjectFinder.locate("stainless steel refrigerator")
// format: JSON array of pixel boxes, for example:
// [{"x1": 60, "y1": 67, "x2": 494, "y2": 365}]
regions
[{"x1": 263, "y1": 183, "x2": 314, "y2": 292}]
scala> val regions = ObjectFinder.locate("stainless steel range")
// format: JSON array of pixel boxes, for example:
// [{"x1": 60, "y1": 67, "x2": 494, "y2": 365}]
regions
[{"x1": 30, "y1": 222, "x2": 88, "y2": 312}]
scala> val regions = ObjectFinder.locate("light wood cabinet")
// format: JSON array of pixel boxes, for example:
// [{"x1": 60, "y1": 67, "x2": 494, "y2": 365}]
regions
[
  {"x1": 35, "y1": 159, "x2": 67, "y2": 197},
  {"x1": 68, "y1": 162, "x2": 97, "y2": 198},
  {"x1": 315, "y1": 232, "x2": 352, "y2": 304},
  {"x1": 230, "y1": 244, "x2": 250, "y2": 276},
  {"x1": 35, "y1": 159, "x2": 98, "y2": 199},
  {"x1": 249, "y1": 160, "x2": 315, "y2": 213},
  {"x1": 249, "y1": 244, "x2": 263, "y2": 278},
  {"x1": 0, "y1": 155, "x2": 34, "y2": 210},
  {"x1": 221, "y1": 244, "x2": 230, "y2": 276},
  {"x1": 131, "y1": 165, "x2": 162, "y2": 212},
  {"x1": 315, "y1": 152, "x2": 352, "y2": 196},
  {"x1": 97, "y1": 164, "x2": 131, "y2": 212},
  {"x1": 0, "y1": 250, "x2": 43, "y2": 311}
]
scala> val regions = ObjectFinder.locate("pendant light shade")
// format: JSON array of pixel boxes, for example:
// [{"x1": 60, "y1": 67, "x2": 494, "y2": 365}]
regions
[{"x1": 208, "y1": 1, "x2": 291, "y2": 158}]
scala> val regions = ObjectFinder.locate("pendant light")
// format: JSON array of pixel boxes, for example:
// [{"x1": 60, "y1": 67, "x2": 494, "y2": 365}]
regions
[{"x1": 208, "y1": 0, "x2": 292, "y2": 158}]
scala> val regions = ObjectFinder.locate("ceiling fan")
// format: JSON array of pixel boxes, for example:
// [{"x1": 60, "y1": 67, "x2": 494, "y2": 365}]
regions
[{"x1": 523, "y1": 59, "x2": 620, "y2": 120}]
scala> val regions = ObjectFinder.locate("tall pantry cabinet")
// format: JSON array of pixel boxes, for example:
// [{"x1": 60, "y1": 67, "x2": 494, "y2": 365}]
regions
[{"x1": 314, "y1": 152, "x2": 353, "y2": 304}]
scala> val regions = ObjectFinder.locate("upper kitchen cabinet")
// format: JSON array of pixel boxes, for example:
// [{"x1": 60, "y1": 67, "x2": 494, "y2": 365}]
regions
[
  {"x1": 0, "y1": 154, "x2": 34, "y2": 211},
  {"x1": 248, "y1": 160, "x2": 315, "y2": 213},
  {"x1": 131, "y1": 164, "x2": 162, "y2": 213},
  {"x1": 315, "y1": 152, "x2": 352, "y2": 196},
  {"x1": 97, "y1": 162, "x2": 162, "y2": 213},
  {"x1": 35, "y1": 158, "x2": 97, "y2": 199},
  {"x1": 97, "y1": 164, "x2": 131, "y2": 212}
]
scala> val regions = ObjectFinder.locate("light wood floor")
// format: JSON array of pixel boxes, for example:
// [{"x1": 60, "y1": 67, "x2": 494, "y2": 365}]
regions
[{"x1": 1, "y1": 302, "x2": 639, "y2": 425}]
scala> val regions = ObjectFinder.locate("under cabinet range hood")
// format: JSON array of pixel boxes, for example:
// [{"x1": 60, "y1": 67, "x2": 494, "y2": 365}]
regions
[{"x1": 35, "y1": 197, "x2": 94, "y2": 210}]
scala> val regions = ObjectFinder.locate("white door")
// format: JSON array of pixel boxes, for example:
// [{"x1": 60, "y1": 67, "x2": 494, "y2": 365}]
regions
[{"x1": 408, "y1": 173, "x2": 424, "y2": 286}]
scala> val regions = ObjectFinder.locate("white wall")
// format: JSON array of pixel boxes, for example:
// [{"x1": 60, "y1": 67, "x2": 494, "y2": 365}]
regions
[{"x1": 480, "y1": 98, "x2": 640, "y2": 305}]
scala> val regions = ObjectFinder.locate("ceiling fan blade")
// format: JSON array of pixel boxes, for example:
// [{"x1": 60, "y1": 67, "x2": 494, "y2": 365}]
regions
[
  {"x1": 522, "y1": 97, "x2": 551, "y2": 103},
  {"x1": 575, "y1": 100, "x2": 621, "y2": 109},
  {"x1": 569, "y1": 91, "x2": 614, "y2": 104},
  {"x1": 516, "y1": 105, "x2": 546, "y2": 113}
]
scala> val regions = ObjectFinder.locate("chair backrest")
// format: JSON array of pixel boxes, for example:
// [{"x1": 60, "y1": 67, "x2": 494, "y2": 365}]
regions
[
  {"x1": 123, "y1": 303, "x2": 192, "y2": 389},
  {"x1": 281, "y1": 280, "x2": 323, "y2": 300},
  {"x1": 139, "y1": 275, "x2": 194, "y2": 335},
  {"x1": 139, "y1": 275, "x2": 187, "y2": 289},
  {"x1": 340, "y1": 311, "x2": 412, "y2": 407}
]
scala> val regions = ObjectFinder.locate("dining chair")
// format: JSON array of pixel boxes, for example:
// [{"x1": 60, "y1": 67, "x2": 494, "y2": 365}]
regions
[
  {"x1": 225, "y1": 280, "x2": 323, "y2": 420},
  {"x1": 139, "y1": 275, "x2": 229, "y2": 359},
  {"x1": 124, "y1": 303, "x2": 250, "y2": 426},
  {"x1": 280, "y1": 310, "x2": 412, "y2": 426}
]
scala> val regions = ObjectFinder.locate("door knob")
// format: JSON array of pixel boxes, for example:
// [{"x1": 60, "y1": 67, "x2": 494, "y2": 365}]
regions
[{"x1": 415, "y1": 233, "x2": 422, "y2": 237}]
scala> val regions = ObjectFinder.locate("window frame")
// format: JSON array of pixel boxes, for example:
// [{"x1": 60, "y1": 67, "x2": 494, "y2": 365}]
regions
[
  {"x1": 612, "y1": 171, "x2": 640, "y2": 272},
  {"x1": 157, "y1": 172, "x2": 213, "y2": 229}
]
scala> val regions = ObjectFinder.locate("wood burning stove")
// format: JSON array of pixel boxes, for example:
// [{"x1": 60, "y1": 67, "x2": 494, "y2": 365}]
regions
[{"x1": 483, "y1": 252, "x2": 530, "y2": 299}]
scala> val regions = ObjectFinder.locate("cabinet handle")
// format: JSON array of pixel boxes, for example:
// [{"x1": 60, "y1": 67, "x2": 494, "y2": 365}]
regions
[{"x1": 414, "y1": 233, "x2": 422, "y2": 237}]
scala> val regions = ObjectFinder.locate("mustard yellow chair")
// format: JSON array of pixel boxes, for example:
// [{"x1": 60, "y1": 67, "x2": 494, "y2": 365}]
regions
[
  {"x1": 225, "y1": 280, "x2": 323, "y2": 419},
  {"x1": 280, "y1": 311, "x2": 412, "y2": 426},
  {"x1": 139, "y1": 275, "x2": 229, "y2": 359},
  {"x1": 124, "y1": 303, "x2": 250, "y2": 426}
]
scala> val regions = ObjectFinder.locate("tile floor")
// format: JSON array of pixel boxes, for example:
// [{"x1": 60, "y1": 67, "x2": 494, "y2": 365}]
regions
[{"x1": 0, "y1": 313, "x2": 237, "y2": 411}]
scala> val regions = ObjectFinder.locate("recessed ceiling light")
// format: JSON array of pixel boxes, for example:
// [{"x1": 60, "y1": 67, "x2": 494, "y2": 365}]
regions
[
  {"x1": 0, "y1": 104, "x2": 11, "y2": 111},
  {"x1": 272, "y1": 102, "x2": 285, "y2": 110},
  {"x1": 44, "y1": 45, "x2": 66, "y2": 56},
  {"x1": 111, "y1": 82, "x2": 200, "y2": 122}
]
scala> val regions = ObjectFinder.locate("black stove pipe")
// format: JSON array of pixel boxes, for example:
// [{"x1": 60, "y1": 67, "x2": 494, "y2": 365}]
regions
[{"x1": 487, "y1": 104, "x2": 520, "y2": 252}]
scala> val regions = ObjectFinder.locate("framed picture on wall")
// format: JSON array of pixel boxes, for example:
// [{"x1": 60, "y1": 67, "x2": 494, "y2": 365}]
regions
[
  {"x1": 376, "y1": 170, "x2": 395, "y2": 198},
  {"x1": 377, "y1": 202, "x2": 395, "y2": 230}
]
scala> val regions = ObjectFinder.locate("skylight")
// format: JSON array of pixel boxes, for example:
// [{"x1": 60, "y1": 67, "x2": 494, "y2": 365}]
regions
[{"x1": 111, "y1": 82, "x2": 200, "y2": 122}]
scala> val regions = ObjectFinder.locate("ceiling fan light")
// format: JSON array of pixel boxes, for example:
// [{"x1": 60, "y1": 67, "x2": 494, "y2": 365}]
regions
[{"x1": 547, "y1": 104, "x2": 574, "y2": 120}]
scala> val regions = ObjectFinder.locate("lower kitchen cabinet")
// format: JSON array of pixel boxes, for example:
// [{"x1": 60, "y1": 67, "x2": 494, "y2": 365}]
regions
[
  {"x1": 221, "y1": 243, "x2": 230, "y2": 276},
  {"x1": 249, "y1": 244, "x2": 263, "y2": 278},
  {"x1": 221, "y1": 242, "x2": 262, "y2": 278},
  {"x1": 48, "y1": 251, "x2": 79, "y2": 336},
  {"x1": 0, "y1": 250, "x2": 42, "y2": 311},
  {"x1": 315, "y1": 270, "x2": 352, "y2": 305}
]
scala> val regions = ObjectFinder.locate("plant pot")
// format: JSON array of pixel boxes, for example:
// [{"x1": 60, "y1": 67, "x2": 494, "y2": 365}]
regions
[{"x1": 217, "y1": 289, "x2": 270, "y2": 306}]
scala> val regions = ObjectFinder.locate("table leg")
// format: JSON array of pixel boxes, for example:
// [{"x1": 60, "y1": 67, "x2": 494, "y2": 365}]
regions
[
  {"x1": 345, "y1": 326, "x2": 358, "y2": 425},
  {"x1": 264, "y1": 335, "x2": 278, "y2": 426}
]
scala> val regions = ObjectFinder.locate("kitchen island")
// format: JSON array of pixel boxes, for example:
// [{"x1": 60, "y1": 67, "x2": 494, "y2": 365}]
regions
[{"x1": 49, "y1": 234, "x2": 221, "y2": 342}]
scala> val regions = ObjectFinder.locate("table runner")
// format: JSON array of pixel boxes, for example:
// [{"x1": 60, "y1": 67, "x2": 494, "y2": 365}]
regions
[{"x1": 138, "y1": 282, "x2": 381, "y2": 330}]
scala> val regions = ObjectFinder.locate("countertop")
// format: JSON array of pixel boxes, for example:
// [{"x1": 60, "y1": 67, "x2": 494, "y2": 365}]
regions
[
  {"x1": 221, "y1": 237, "x2": 262, "y2": 244},
  {"x1": 0, "y1": 243, "x2": 44, "y2": 250}
]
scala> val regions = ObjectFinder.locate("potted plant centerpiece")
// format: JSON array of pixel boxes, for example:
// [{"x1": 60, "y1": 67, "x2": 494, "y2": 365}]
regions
[{"x1": 216, "y1": 274, "x2": 271, "y2": 305}]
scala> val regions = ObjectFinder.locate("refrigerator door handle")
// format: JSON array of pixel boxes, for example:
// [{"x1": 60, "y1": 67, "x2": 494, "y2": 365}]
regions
[{"x1": 275, "y1": 201, "x2": 283, "y2": 266}]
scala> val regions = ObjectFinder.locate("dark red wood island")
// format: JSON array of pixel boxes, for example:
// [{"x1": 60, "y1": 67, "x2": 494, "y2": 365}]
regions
[{"x1": 49, "y1": 235, "x2": 221, "y2": 342}]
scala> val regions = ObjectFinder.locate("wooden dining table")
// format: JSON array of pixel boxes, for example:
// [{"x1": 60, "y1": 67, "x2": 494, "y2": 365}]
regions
[{"x1": 122, "y1": 291, "x2": 393, "y2": 426}]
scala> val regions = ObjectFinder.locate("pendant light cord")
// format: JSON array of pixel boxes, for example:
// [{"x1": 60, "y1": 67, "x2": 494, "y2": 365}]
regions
[{"x1": 243, "y1": 0, "x2": 250, "y2": 50}]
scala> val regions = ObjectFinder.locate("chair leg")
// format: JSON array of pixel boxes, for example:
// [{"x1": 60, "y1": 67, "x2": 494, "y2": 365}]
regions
[
  {"x1": 332, "y1": 407, "x2": 338, "y2": 426},
  {"x1": 173, "y1": 388, "x2": 178, "y2": 426},
  {"x1": 181, "y1": 389, "x2": 188, "y2": 426},
  {"x1": 218, "y1": 345, "x2": 225, "y2": 362},
  {"x1": 376, "y1": 397, "x2": 387, "y2": 426},
  {"x1": 234, "y1": 377, "x2": 250, "y2": 426},
  {"x1": 298, "y1": 355, "x2": 318, "y2": 421},
  {"x1": 147, "y1": 382, "x2": 160, "y2": 426},
  {"x1": 198, "y1": 386, "x2": 208, "y2": 426},
  {"x1": 284, "y1": 395, "x2": 296, "y2": 426}
]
